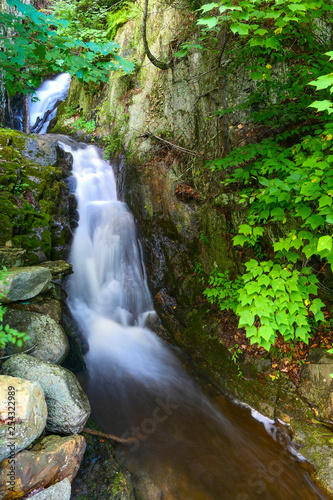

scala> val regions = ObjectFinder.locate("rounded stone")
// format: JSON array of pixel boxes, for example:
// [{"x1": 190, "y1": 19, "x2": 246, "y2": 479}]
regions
[
  {"x1": 0, "y1": 375, "x2": 47, "y2": 462},
  {"x1": 2, "y1": 354, "x2": 90, "y2": 435}
]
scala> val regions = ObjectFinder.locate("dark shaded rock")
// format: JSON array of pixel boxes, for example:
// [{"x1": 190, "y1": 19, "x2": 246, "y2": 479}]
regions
[
  {"x1": 9, "y1": 296, "x2": 63, "y2": 323},
  {"x1": 298, "y1": 349, "x2": 333, "y2": 420},
  {"x1": 61, "y1": 303, "x2": 86, "y2": 373},
  {"x1": 71, "y1": 421, "x2": 135, "y2": 500}
]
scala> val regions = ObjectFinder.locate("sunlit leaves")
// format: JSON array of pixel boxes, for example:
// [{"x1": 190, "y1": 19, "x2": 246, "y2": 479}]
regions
[{"x1": 1, "y1": 0, "x2": 134, "y2": 96}]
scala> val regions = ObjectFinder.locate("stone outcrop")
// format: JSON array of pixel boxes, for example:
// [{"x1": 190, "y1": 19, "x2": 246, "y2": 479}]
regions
[
  {"x1": 4, "y1": 309, "x2": 69, "y2": 364},
  {"x1": 0, "y1": 375, "x2": 47, "y2": 462},
  {"x1": 0, "y1": 434, "x2": 85, "y2": 499},
  {"x1": 2, "y1": 354, "x2": 90, "y2": 434},
  {"x1": 0, "y1": 129, "x2": 74, "y2": 264},
  {"x1": 0, "y1": 266, "x2": 52, "y2": 304}
]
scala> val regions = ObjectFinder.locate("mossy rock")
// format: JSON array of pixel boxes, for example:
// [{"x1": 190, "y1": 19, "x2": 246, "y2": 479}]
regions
[{"x1": 0, "y1": 128, "x2": 72, "y2": 263}]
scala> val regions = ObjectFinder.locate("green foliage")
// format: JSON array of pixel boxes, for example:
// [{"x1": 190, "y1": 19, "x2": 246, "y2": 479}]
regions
[
  {"x1": 106, "y1": 2, "x2": 141, "y2": 41},
  {"x1": 236, "y1": 260, "x2": 324, "y2": 350},
  {"x1": 72, "y1": 118, "x2": 96, "y2": 134},
  {"x1": 204, "y1": 270, "x2": 242, "y2": 312},
  {"x1": 196, "y1": 0, "x2": 333, "y2": 351},
  {"x1": 0, "y1": 268, "x2": 29, "y2": 349},
  {"x1": 0, "y1": 0, "x2": 135, "y2": 96}
]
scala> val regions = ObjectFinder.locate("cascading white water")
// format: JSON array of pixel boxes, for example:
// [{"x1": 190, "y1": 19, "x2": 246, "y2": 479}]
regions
[
  {"x1": 29, "y1": 73, "x2": 71, "y2": 133},
  {"x1": 30, "y1": 76, "x2": 329, "y2": 499}
]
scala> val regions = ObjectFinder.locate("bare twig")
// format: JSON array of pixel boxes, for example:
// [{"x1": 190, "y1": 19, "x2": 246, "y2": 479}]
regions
[
  {"x1": 148, "y1": 131, "x2": 200, "y2": 156},
  {"x1": 82, "y1": 427, "x2": 136, "y2": 443},
  {"x1": 0, "y1": 343, "x2": 38, "y2": 360}
]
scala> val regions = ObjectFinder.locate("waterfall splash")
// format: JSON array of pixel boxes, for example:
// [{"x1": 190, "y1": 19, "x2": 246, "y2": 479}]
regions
[
  {"x1": 59, "y1": 139, "x2": 327, "y2": 500},
  {"x1": 29, "y1": 73, "x2": 71, "y2": 133}
]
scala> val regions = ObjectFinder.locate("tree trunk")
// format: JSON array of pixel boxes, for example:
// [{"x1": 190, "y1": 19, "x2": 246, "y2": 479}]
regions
[
  {"x1": 22, "y1": 94, "x2": 30, "y2": 133},
  {"x1": 142, "y1": 0, "x2": 172, "y2": 71}
]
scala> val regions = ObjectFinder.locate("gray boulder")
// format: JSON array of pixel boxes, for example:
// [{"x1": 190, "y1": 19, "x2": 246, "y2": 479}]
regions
[
  {"x1": 0, "y1": 266, "x2": 52, "y2": 303},
  {"x1": 2, "y1": 354, "x2": 91, "y2": 434},
  {"x1": 0, "y1": 375, "x2": 47, "y2": 462},
  {"x1": 5, "y1": 309, "x2": 69, "y2": 364},
  {"x1": 28, "y1": 478, "x2": 71, "y2": 500}
]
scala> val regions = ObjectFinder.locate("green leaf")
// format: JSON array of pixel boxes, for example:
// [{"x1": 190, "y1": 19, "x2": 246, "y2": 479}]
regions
[
  {"x1": 199, "y1": 3, "x2": 219, "y2": 13},
  {"x1": 197, "y1": 16, "x2": 219, "y2": 29},
  {"x1": 309, "y1": 73, "x2": 333, "y2": 91},
  {"x1": 233, "y1": 235, "x2": 247, "y2": 246},
  {"x1": 317, "y1": 235, "x2": 332, "y2": 253},
  {"x1": 230, "y1": 23, "x2": 251, "y2": 35}
]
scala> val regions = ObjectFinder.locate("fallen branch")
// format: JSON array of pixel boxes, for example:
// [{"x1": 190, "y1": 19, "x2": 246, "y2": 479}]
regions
[
  {"x1": 148, "y1": 131, "x2": 201, "y2": 156},
  {"x1": 0, "y1": 343, "x2": 38, "y2": 360},
  {"x1": 82, "y1": 427, "x2": 136, "y2": 443}
]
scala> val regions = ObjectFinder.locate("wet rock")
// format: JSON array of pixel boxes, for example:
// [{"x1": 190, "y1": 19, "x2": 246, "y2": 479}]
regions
[
  {"x1": 2, "y1": 354, "x2": 91, "y2": 434},
  {"x1": 0, "y1": 266, "x2": 52, "y2": 304},
  {"x1": 298, "y1": 349, "x2": 333, "y2": 420},
  {"x1": 27, "y1": 478, "x2": 71, "y2": 500},
  {"x1": 39, "y1": 260, "x2": 73, "y2": 279},
  {"x1": 71, "y1": 421, "x2": 135, "y2": 500},
  {"x1": 4, "y1": 310, "x2": 69, "y2": 364},
  {"x1": 9, "y1": 297, "x2": 63, "y2": 323},
  {"x1": 0, "y1": 434, "x2": 85, "y2": 500},
  {"x1": 132, "y1": 472, "x2": 163, "y2": 500},
  {"x1": 50, "y1": 282, "x2": 68, "y2": 302},
  {"x1": 0, "y1": 375, "x2": 47, "y2": 462},
  {"x1": 0, "y1": 248, "x2": 26, "y2": 268}
]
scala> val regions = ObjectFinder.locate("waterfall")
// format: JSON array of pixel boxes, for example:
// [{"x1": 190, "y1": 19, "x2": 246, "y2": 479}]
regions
[
  {"x1": 29, "y1": 76, "x2": 328, "y2": 500},
  {"x1": 29, "y1": 73, "x2": 71, "y2": 133}
]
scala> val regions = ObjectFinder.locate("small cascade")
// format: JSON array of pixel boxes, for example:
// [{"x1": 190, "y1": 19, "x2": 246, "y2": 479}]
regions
[
  {"x1": 28, "y1": 75, "x2": 329, "y2": 499},
  {"x1": 29, "y1": 73, "x2": 71, "y2": 133},
  {"x1": 61, "y1": 139, "x2": 327, "y2": 500}
]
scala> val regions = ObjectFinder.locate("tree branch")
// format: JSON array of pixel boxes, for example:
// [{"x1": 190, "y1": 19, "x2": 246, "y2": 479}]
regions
[
  {"x1": 142, "y1": 0, "x2": 172, "y2": 70},
  {"x1": 82, "y1": 427, "x2": 136, "y2": 443}
]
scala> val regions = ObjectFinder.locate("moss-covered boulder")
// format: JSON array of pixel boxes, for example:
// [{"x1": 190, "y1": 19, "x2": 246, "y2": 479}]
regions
[{"x1": 0, "y1": 128, "x2": 73, "y2": 263}]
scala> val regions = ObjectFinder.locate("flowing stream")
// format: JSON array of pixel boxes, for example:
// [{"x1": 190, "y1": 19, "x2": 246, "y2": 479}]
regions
[{"x1": 30, "y1": 76, "x2": 330, "y2": 500}]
